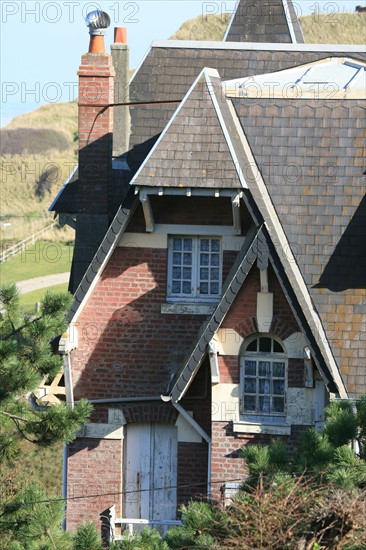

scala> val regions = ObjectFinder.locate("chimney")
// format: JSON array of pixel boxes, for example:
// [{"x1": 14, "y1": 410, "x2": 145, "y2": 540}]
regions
[
  {"x1": 111, "y1": 27, "x2": 130, "y2": 159},
  {"x1": 77, "y1": 10, "x2": 115, "y2": 214}
]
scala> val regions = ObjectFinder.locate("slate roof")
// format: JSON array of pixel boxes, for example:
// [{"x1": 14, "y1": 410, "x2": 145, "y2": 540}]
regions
[
  {"x1": 129, "y1": 44, "x2": 366, "y2": 173},
  {"x1": 231, "y1": 96, "x2": 366, "y2": 397},
  {"x1": 224, "y1": 0, "x2": 304, "y2": 44},
  {"x1": 130, "y1": 70, "x2": 245, "y2": 189}
]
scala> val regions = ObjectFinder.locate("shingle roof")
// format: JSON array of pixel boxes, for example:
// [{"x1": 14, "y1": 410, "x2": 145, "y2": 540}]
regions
[
  {"x1": 232, "y1": 96, "x2": 366, "y2": 397},
  {"x1": 224, "y1": 0, "x2": 304, "y2": 44},
  {"x1": 129, "y1": 44, "x2": 366, "y2": 172},
  {"x1": 130, "y1": 69, "x2": 245, "y2": 189}
]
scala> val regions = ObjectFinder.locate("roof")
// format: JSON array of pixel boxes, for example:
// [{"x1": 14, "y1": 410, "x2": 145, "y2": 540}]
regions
[
  {"x1": 231, "y1": 93, "x2": 365, "y2": 397},
  {"x1": 129, "y1": 43, "x2": 366, "y2": 173},
  {"x1": 129, "y1": 68, "x2": 246, "y2": 189},
  {"x1": 224, "y1": 0, "x2": 304, "y2": 44}
]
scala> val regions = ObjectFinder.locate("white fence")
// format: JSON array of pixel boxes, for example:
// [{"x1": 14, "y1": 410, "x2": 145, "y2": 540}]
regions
[{"x1": 0, "y1": 221, "x2": 58, "y2": 263}]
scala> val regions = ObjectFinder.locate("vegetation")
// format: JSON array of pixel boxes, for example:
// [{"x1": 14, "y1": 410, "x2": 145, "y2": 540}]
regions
[
  {"x1": 0, "y1": 284, "x2": 91, "y2": 548},
  {"x1": 19, "y1": 283, "x2": 69, "y2": 314},
  {"x1": 171, "y1": 11, "x2": 366, "y2": 44},
  {"x1": 0, "y1": 128, "x2": 70, "y2": 155},
  {"x1": 0, "y1": 241, "x2": 73, "y2": 285}
]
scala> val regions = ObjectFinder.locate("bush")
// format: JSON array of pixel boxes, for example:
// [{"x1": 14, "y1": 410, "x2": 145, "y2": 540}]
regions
[
  {"x1": 110, "y1": 527, "x2": 169, "y2": 549},
  {"x1": 72, "y1": 522, "x2": 104, "y2": 550}
]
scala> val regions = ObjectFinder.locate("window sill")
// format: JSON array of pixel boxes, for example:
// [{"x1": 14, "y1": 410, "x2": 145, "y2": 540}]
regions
[
  {"x1": 161, "y1": 303, "x2": 216, "y2": 315},
  {"x1": 233, "y1": 421, "x2": 291, "y2": 436}
]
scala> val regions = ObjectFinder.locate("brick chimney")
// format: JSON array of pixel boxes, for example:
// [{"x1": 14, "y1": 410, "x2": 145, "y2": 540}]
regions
[
  {"x1": 70, "y1": 10, "x2": 115, "y2": 292},
  {"x1": 77, "y1": 10, "x2": 115, "y2": 214}
]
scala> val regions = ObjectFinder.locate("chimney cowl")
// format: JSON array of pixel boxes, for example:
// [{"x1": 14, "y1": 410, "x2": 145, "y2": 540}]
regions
[{"x1": 85, "y1": 10, "x2": 111, "y2": 35}]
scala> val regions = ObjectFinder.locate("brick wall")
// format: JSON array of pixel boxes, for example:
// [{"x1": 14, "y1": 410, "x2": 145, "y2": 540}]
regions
[
  {"x1": 210, "y1": 265, "x2": 310, "y2": 501},
  {"x1": 177, "y1": 442, "x2": 208, "y2": 507},
  {"x1": 66, "y1": 438, "x2": 122, "y2": 532}
]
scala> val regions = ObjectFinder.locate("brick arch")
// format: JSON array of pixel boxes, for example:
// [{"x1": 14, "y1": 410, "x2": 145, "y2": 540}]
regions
[
  {"x1": 122, "y1": 402, "x2": 178, "y2": 425},
  {"x1": 234, "y1": 315, "x2": 298, "y2": 354},
  {"x1": 234, "y1": 317, "x2": 257, "y2": 340},
  {"x1": 270, "y1": 315, "x2": 299, "y2": 342}
]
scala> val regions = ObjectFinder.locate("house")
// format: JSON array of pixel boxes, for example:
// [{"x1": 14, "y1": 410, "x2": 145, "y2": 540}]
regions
[{"x1": 51, "y1": 0, "x2": 366, "y2": 537}]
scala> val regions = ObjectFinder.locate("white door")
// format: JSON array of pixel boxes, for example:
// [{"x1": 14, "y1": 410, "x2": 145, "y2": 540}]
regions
[{"x1": 124, "y1": 423, "x2": 177, "y2": 524}]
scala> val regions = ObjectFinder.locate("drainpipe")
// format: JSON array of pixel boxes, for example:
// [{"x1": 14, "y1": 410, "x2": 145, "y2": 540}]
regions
[
  {"x1": 162, "y1": 397, "x2": 212, "y2": 498},
  {"x1": 59, "y1": 328, "x2": 78, "y2": 529}
]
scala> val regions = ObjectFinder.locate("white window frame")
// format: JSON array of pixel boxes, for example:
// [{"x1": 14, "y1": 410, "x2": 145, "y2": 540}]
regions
[
  {"x1": 167, "y1": 236, "x2": 222, "y2": 302},
  {"x1": 240, "y1": 334, "x2": 288, "y2": 421}
]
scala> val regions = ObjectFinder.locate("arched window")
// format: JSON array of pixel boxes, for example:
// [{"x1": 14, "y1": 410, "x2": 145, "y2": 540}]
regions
[{"x1": 240, "y1": 335, "x2": 287, "y2": 416}]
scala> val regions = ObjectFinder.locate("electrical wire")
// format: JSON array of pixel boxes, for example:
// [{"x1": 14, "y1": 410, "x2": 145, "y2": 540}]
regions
[{"x1": 1, "y1": 462, "x2": 366, "y2": 512}]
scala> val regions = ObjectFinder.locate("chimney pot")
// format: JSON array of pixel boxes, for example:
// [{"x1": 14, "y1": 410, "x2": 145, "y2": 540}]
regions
[{"x1": 114, "y1": 27, "x2": 127, "y2": 44}]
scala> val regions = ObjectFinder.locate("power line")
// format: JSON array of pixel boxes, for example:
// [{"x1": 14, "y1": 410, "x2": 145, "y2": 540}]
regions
[{"x1": 1, "y1": 462, "x2": 366, "y2": 512}]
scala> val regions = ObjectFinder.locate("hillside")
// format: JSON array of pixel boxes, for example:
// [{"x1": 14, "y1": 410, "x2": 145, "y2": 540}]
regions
[
  {"x1": 0, "y1": 102, "x2": 77, "y2": 244},
  {"x1": 171, "y1": 12, "x2": 366, "y2": 43}
]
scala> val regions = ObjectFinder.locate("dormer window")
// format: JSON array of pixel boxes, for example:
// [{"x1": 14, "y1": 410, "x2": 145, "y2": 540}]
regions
[
  {"x1": 240, "y1": 335, "x2": 287, "y2": 417},
  {"x1": 167, "y1": 236, "x2": 222, "y2": 302}
]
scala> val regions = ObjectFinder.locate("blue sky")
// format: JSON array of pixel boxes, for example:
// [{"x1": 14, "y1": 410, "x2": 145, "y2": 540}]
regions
[{"x1": 0, "y1": 1, "x2": 362, "y2": 126}]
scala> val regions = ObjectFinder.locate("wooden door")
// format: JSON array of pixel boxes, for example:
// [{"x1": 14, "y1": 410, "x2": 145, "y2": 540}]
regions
[{"x1": 124, "y1": 423, "x2": 177, "y2": 524}]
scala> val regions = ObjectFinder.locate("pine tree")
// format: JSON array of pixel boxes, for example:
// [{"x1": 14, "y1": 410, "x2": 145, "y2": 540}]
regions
[
  {"x1": 0, "y1": 283, "x2": 91, "y2": 462},
  {"x1": 0, "y1": 283, "x2": 91, "y2": 547}
]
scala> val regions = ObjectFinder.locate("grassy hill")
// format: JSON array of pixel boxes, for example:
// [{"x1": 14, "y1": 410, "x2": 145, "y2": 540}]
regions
[
  {"x1": 0, "y1": 102, "x2": 77, "y2": 245},
  {"x1": 171, "y1": 12, "x2": 366, "y2": 43}
]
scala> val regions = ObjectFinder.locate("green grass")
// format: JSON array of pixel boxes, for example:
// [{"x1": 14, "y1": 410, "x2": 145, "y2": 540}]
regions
[
  {"x1": 19, "y1": 283, "x2": 69, "y2": 313},
  {"x1": 0, "y1": 241, "x2": 73, "y2": 285}
]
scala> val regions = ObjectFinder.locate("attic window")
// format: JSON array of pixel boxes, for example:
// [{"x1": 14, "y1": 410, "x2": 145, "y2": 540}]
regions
[{"x1": 167, "y1": 236, "x2": 222, "y2": 302}]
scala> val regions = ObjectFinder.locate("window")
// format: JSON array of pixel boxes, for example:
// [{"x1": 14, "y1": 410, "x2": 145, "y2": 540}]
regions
[
  {"x1": 167, "y1": 236, "x2": 222, "y2": 301},
  {"x1": 240, "y1": 335, "x2": 287, "y2": 416}
]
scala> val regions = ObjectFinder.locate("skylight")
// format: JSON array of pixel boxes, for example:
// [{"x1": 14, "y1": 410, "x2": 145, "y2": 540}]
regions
[{"x1": 223, "y1": 57, "x2": 366, "y2": 99}]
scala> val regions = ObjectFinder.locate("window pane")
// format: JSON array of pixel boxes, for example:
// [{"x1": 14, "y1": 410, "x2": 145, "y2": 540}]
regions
[
  {"x1": 211, "y1": 240, "x2": 220, "y2": 252},
  {"x1": 172, "y1": 267, "x2": 181, "y2": 279},
  {"x1": 244, "y1": 396, "x2": 256, "y2": 412},
  {"x1": 259, "y1": 396, "x2": 270, "y2": 413},
  {"x1": 200, "y1": 282, "x2": 209, "y2": 294},
  {"x1": 273, "y1": 397, "x2": 285, "y2": 413},
  {"x1": 200, "y1": 268, "x2": 209, "y2": 280},
  {"x1": 200, "y1": 239, "x2": 209, "y2": 251},
  {"x1": 273, "y1": 340, "x2": 284, "y2": 353},
  {"x1": 172, "y1": 281, "x2": 181, "y2": 294},
  {"x1": 200, "y1": 253, "x2": 209, "y2": 266},
  {"x1": 259, "y1": 337, "x2": 271, "y2": 352},
  {"x1": 210, "y1": 282, "x2": 219, "y2": 295},
  {"x1": 259, "y1": 379, "x2": 271, "y2": 394},
  {"x1": 182, "y1": 281, "x2": 192, "y2": 294},
  {"x1": 183, "y1": 239, "x2": 192, "y2": 251},
  {"x1": 245, "y1": 360, "x2": 256, "y2": 376},
  {"x1": 173, "y1": 238, "x2": 182, "y2": 251},
  {"x1": 273, "y1": 380, "x2": 285, "y2": 395},
  {"x1": 273, "y1": 362, "x2": 285, "y2": 378},
  {"x1": 244, "y1": 379, "x2": 256, "y2": 393},
  {"x1": 211, "y1": 268, "x2": 219, "y2": 280},
  {"x1": 183, "y1": 267, "x2": 191, "y2": 279},
  {"x1": 246, "y1": 340, "x2": 257, "y2": 352},
  {"x1": 258, "y1": 361, "x2": 271, "y2": 377},
  {"x1": 211, "y1": 254, "x2": 220, "y2": 266},
  {"x1": 173, "y1": 252, "x2": 181, "y2": 264},
  {"x1": 183, "y1": 253, "x2": 192, "y2": 266}
]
